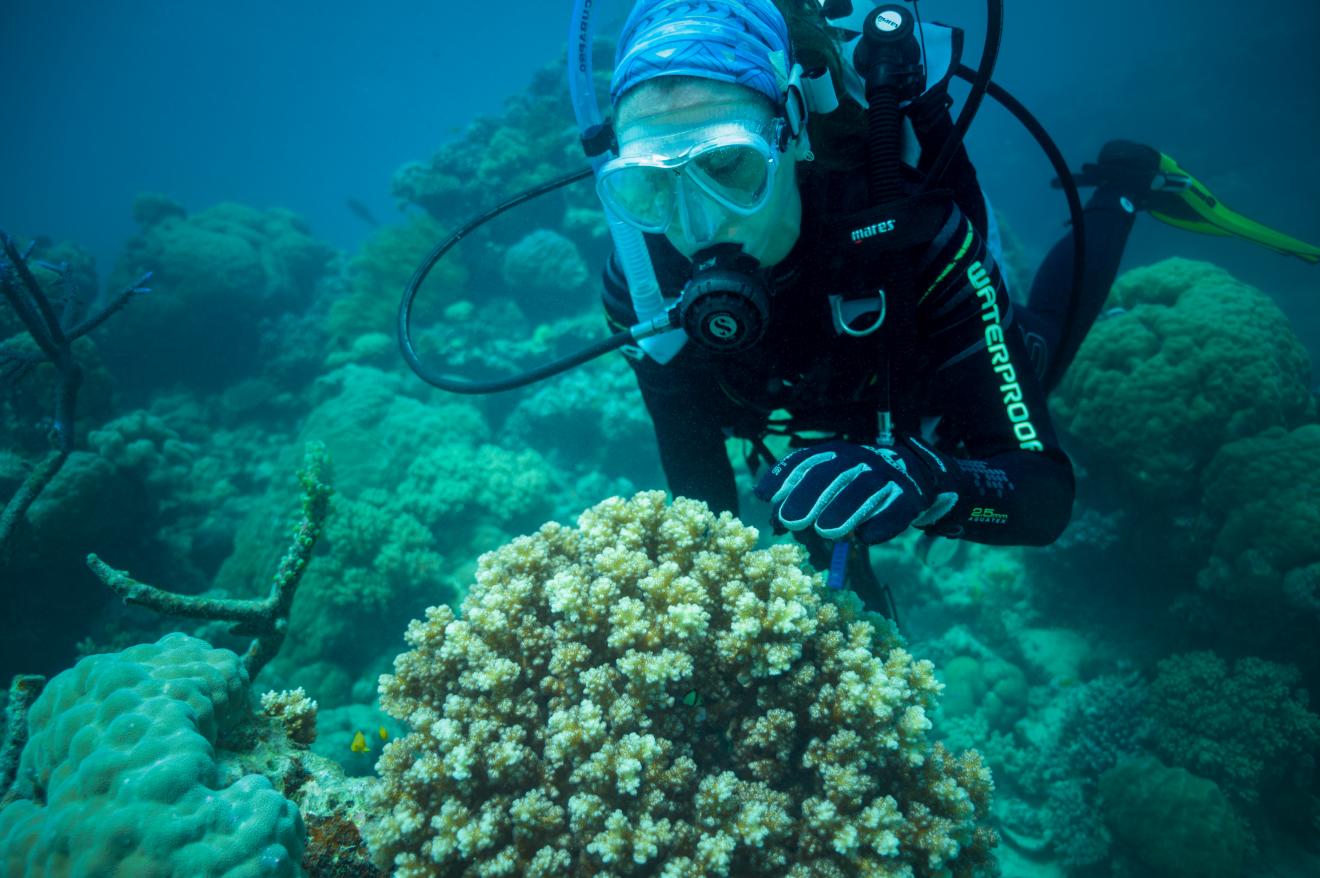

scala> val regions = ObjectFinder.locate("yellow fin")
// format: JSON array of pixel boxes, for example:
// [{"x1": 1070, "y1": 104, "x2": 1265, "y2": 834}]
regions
[
  {"x1": 351, "y1": 730, "x2": 368, "y2": 753},
  {"x1": 378, "y1": 726, "x2": 389, "y2": 741}
]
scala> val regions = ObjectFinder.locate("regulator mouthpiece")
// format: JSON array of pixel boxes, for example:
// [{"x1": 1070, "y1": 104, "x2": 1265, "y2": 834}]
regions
[{"x1": 677, "y1": 244, "x2": 771, "y2": 353}]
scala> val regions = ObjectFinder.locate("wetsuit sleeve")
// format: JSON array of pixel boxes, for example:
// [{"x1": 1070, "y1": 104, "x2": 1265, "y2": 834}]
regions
[
  {"x1": 602, "y1": 255, "x2": 740, "y2": 515},
  {"x1": 915, "y1": 216, "x2": 1075, "y2": 546}
]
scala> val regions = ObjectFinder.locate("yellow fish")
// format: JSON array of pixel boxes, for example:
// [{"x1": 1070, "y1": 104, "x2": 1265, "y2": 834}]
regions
[
  {"x1": 351, "y1": 730, "x2": 369, "y2": 753},
  {"x1": 379, "y1": 726, "x2": 389, "y2": 741}
]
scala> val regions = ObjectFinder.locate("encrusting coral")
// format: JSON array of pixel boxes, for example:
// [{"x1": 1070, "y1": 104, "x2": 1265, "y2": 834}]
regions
[{"x1": 368, "y1": 492, "x2": 996, "y2": 877}]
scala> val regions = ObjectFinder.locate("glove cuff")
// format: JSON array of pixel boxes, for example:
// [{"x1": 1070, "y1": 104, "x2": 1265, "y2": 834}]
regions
[{"x1": 899, "y1": 436, "x2": 960, "y2": 527}]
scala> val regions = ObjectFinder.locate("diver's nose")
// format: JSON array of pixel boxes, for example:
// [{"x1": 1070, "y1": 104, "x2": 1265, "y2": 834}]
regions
[{"x1": 675, "y1": 176, "x2": 722, "y2": 245}]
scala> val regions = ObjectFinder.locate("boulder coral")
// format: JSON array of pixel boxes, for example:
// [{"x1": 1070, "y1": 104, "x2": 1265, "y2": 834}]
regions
[
  {"x1": 0, "y1": 634, "x2": 305, "y2": 877},
  {"x1": 1195, "y1": 425, "x2": 1320, "y2": 629},
  {"x1": 501, "y1": 229, "x2": 591, "y2": 319},
  {"x1": 1052, "y1": 258, "x2": 1314, "y2": 502},
  {"x1": 1099, "y1": 755, "x2": 1246, "y2": 878},
  {"x1": 103, "y1": 195, "x2": 333, "y2": 390},
  {"x1": 368, "y1": 492, "x2": 996, "y2": 877}
]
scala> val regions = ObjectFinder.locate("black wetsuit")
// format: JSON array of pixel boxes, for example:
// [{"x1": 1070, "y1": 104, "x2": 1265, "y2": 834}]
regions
[{"x1": 603, "y1": 165, "x2": 1135, "y2": 548}]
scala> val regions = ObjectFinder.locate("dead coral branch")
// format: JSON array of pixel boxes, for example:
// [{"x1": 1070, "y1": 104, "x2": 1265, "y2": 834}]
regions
[
  {"x1": 0, "y1": 229, "x2": 151, "y2": 556},
  {"x1": 87, "y1": 442, "x2": 333, "y2": 678}
]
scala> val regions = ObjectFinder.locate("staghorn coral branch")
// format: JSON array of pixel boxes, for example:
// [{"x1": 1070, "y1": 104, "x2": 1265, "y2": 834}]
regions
[
  {"x1": 0, "y1": 233, "x2": 66, "y2": 348},
  {"x1": 0, "y1": 238, "x2": 61, "y2": 363},
  {"x1": 0, "y1": 450, "x2": 70, "y2": 561},
  {"x1": 66, "y1": 271, "x2": 152, "y2": 342},
  {"x1": 1, "y1": 229, "x2": 150, "y2": 557},
  {"x1": 87, "y1": 443, "x2": 333, "y2": 678}
]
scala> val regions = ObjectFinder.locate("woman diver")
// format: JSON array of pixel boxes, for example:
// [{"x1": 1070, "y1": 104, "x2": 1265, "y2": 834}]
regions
[
  {"x1": 400, "y1": 0, "x2": 1318, "y2": 614},
  {"x1": 592, "y1": 0, "x2": 1164, "y2": 610}
]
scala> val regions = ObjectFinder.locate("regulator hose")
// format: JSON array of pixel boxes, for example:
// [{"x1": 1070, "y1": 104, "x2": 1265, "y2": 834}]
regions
[{"x1": 396, "y1": 167, "x2": 636, "y2": 395}]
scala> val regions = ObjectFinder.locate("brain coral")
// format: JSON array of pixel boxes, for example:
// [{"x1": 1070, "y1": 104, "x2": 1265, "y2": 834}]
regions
[
  {"x1": 368, "y1": 492, "x2": 996, "y2": 877},
  {"x1": 1052, "y1": 258, "x2": 1314, "y2": 501},
  {"x1": 0, "y1": 634, "x2": 304, "y2": 877}
]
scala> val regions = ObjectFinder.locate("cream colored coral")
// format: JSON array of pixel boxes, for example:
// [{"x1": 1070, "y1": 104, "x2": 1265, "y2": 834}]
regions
[
  {"x1": 260, "y1": 686, "x2": 319, "y2": 746},
  {"x1": 368, "y1": 492, "x2": 995, "y2": 876}
]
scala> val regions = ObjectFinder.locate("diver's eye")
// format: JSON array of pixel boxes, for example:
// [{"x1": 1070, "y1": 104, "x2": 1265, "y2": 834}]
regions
[{"x1": 690, "y1": 145, "x2": 771, "y2": 206}]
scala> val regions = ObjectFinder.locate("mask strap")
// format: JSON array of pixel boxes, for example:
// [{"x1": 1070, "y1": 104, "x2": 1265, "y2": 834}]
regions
[{"x1": 783, "y1": 63, "x2": 810, "y2": 140}]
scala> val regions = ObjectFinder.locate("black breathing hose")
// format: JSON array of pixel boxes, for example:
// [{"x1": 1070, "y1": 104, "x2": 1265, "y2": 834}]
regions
[
  {"x1": 396, "y1": 167, "x2": 637, "y2": 394},
  {"x1": 952, "y1": 65, "x2": 1088, "y2": 390},
  {"x1": 923, "y1": 0, "x2": 1004, "y2": 189}
]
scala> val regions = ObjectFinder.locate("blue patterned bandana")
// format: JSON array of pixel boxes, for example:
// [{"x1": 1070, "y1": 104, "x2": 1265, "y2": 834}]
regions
[{"x1": 611, "y1": 0, "x2": 793, "y2": 107}]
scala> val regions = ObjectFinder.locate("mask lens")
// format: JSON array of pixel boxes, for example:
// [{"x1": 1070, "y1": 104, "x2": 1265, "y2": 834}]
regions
[
  {"x1": 688, "y1": 143, "x2": 772, "y2": 212},
  {"x1": 599, "y1": 166, "x2": 675, "y2": 231}
]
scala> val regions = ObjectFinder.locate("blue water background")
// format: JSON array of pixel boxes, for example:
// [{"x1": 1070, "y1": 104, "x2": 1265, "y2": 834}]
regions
[{"x1": 2, "y1": 0, "x2": 1316, "y2": 353}]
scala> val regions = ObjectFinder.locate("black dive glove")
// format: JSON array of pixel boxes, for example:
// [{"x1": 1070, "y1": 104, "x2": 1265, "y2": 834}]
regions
[{"x1": 753, "y1": 437, "x2": 959, "y2": 545}]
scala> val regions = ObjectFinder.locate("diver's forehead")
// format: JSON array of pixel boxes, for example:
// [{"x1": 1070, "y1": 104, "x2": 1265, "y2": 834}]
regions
[{"x1": 616, "y1": 81, "x2": 773, "y2": 137}]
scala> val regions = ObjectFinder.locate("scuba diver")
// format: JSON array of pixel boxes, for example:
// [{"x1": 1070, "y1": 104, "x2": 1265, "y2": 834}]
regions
[{"x1": 398, "y1": 0, "x2": 1319, "y2": 617}]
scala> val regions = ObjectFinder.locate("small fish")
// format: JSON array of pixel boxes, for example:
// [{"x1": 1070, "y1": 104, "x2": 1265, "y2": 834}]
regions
[
  {"x1": 378, "y1": 726, "x2": 389, "y2": 742},
  {"x1": 682, "y1": 690, "x2": 702, "y2": 707},
  {"x1": 351, "y1": 730, "x2": 369, "y2": 753},
  {"x1": 345, "y1": 197, "x2": 380, "y2": 228}
]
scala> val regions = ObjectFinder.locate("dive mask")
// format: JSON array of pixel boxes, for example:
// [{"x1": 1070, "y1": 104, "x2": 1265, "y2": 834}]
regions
[{"x1": 597, "y1": 116, "x2": 789, "y2": 239}]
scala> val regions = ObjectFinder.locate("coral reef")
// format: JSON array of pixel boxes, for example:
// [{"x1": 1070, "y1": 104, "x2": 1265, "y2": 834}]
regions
[
  {"x1": 1190, "y1": 425, "x2": 1320, "y2": 668},
  {"x1": 327, "y1": 214, "x2": 468, "y2": 357},
  {"x1": 103, "y1": 196, "x2": 333, "y2": 390},
  {"x1": 390, "y1": 48, "x2": 611, "y2": 237},
  {"x1": 504, "y1": 354, "x2": 660, "y2": 484},
  {"x1": 0, "y1": 634, "x2": 305, "y2": 877},
  {"x1": 216, "y1": 366, "x2": 558, "y2": 690},
  {"x1": 1053, "y1": 258, "x2": 1315, "y2": 503},
  {"x1": 89, "y1": 441, "x2": 332, "y2": 679},
  {"x1": 1099, "y1": 756, "x2": 1247, "y2": 878},
  {"x1": 368, "y1": 492, "x2": 996, "y2": 877},
  {"x1": 1148, "y1": 650, "x2": 1320, "y2": 809}
]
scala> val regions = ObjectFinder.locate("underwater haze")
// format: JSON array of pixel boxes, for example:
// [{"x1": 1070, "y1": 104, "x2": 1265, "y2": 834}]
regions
[{"x1": 3, "y1": 1, "x2": 1320, "y2": 877}]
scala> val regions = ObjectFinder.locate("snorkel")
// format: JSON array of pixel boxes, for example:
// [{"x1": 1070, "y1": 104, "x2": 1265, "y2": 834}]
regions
[{"x1": 569, "y1": 0, "x2": 688, "y2": 364}]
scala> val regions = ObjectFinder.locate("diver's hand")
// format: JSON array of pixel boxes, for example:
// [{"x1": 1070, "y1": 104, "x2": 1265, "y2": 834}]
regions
[{"x1": 753, "y1": 438, "x2": 958, "y2": 544}]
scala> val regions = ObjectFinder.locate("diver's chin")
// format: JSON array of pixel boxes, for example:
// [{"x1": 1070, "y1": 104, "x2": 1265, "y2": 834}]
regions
[{"x1": 742, "y1": 223, "x2": 800, "y2": 266}]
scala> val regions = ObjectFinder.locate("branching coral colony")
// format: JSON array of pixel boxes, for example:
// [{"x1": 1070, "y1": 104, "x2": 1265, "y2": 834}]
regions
[
  {"x1": 369, "y1": 492, "x2": 997, "y2": 878},
  {"x1": 0, "y1": 229, "x2": 150, "y2": 556}
]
